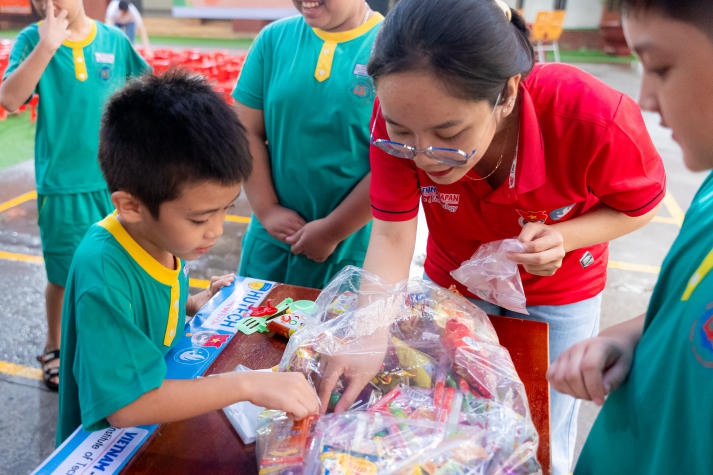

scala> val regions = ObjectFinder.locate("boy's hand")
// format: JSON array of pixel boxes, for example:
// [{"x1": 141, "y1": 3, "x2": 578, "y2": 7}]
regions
[
  {"x1": 37, "y1": 1, "x2": 71, "y2": 53},
  {"x1": 207, "y1": 273, "x2": 235, "y2": 297},
  {"x1": 244, "y1": 372, "x2": 320, "y2": 420},
  {"x1": 186, "y1": 274, "x2": 235, "y2": 316},
  {"x1": 546, "y1": 336, "x2": 634, "y2": 406},
  {"x1": 286, "y1": 218, "x2": 339, "y2": 263}
]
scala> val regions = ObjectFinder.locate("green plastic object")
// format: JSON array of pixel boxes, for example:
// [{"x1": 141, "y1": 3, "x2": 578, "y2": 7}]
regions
[{"x1": 289, "y1": 299, "x2": 317, "y2": 316}]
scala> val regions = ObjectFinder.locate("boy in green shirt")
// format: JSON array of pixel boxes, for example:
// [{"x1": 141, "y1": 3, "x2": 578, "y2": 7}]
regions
[
  {"x1": 57, "y1": 70, "x2": 319, "y2": 444},
  {"x1": 0, "y1": 0, "x2": 149, "y2": 390},
  {"x1": 547, "y1": 1, "x2": 713, "y2": 472}
]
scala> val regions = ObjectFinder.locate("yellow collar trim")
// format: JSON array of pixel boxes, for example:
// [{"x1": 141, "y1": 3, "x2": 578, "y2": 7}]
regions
[
  {"x1": 312, "y1": 12, "x2": 383, "y2": 42},
  {"x1": 62, "y1": 19, "x2": 97, "y2": 48},
  {"x1": 97, "y1": 213, "x2": 181, "y2": 287},
  {"x1": 312, "y1": 13, "x2": 382, "y2": 83}
]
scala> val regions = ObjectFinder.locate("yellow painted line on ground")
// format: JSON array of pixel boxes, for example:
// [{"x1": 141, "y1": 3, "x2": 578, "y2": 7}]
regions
[
  {"x1": 607, "y1": 260, "x2": 660, "y2": 274},
  {"x1": 0, "y1": 250, "x2": 211, "y2": 289},
  {"x1": 651, "y1": 215, "x2": 680, "y2": 225},
  {"x1": 0, "y1": 360, "x2": 42, "y2": 381},
  {"x1": 225, "y1": 214, "x2": 250, "y2": 223},
  {"x1": 662, "y1": 190, "x2": 685, "y2": 227},
  {"x1": 0, "y1": 190, "x2": 37, "y2": 213},
  {"x1": 0, "y1": 250, "x2": 43, "y2": 264}
]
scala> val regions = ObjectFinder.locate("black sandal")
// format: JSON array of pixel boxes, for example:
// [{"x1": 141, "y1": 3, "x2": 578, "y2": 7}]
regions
[{"x1": 36, "y1": 349, "x2": 60, "y2": 391}]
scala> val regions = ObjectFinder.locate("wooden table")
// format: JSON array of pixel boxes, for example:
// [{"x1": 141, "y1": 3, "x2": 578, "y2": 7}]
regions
[{"x1": 122, "y1": 284, "x2": 551, "y2": 474}]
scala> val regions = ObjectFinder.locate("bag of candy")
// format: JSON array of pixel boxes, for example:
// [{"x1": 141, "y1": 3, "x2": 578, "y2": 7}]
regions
[{"x1": 257, "y1": 266, "x2": 540, "y2": 474}]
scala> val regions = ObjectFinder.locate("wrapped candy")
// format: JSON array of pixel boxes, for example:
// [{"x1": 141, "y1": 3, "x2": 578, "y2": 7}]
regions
[{"x1": 260, "y1": 266, "x2": 540, "y2": 474}]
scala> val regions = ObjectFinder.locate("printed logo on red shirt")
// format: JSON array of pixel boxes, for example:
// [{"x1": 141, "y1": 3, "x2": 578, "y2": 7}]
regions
[{"x1": 421, "y1": 186, "x2": 460, "y2": 213}]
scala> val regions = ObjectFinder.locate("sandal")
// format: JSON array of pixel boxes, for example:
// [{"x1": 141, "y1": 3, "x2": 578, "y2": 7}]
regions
[{"x1": 37, "y1": 349, "x2": 60, "y2": 391}]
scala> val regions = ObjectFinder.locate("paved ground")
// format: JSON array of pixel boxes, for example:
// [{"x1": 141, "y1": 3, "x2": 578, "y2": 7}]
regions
[{"x1": 0, "y1": 61, "x2": 705, "y2": 474}]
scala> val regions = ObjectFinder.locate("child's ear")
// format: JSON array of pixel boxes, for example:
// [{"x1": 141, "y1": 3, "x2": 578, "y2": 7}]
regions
[{"x1": 111, "y1": 191, "x2": 144, "y2": 223}]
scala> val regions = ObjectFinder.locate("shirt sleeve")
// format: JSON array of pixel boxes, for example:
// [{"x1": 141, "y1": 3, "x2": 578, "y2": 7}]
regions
[
  {"x1": 75, "y1": 284, "x2": 167, "y2": 433},
  {"x1": 3, "y1": 26, "x2": 37, "y2": 83},
  {"x1": 369, "y1": 98, "x2": 422, "y2": 221},
  {"x1": 122, "y1": 37, "x2": 151, "y2": 76},
  {"x1": 232, "y1": 26, "x2": 269, "y2": 110},
  {"x1": 587, "y1": 94, "x2": 666, "y2": 216}
]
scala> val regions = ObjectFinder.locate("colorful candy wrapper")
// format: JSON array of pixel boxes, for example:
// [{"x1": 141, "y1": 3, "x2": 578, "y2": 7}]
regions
[{"x1": 260, "y1": 266, "x2": 540, "y2": 474}]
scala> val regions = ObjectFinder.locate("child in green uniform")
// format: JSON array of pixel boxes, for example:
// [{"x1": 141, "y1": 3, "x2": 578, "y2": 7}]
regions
[
  {"x1": 56, "y1": 70, "x2": 320, "y2": 445},
  {"x1": 233, "y1": 0, "x2": 383, "y2": 288},
  {"x1": 0, "y1": 0, "x2": 150, "y2": 391},
  {"x1": 547, "y1": 1, "x2": 713, "y2": 473}
]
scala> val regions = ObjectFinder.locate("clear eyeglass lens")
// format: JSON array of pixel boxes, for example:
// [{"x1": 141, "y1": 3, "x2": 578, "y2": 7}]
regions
[
  {"x1": 425, "y1": 150, "x2": 469, "y2": 166},
  {"x1": 375, "y1": 141, "x2": 415, "y2": 159},
  {"x1": 374, "y1": 140, "x2": 470, "y2": 166}
]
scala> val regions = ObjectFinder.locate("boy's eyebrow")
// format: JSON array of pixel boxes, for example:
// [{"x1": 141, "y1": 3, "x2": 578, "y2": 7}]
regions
[
  {"x1": 187, "y1": 192, "x2": 241, "y2": 216},
  {"x1": 630, "y1": 40, "x2": 657, "y2": 57}
]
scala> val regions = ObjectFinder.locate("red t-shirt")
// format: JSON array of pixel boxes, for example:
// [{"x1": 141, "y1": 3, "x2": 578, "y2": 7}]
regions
[{"x1": 370, "y1": 63, "x2": 666, "y2": 305}]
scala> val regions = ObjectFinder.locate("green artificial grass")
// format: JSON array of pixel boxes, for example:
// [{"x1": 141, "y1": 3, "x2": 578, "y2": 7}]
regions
[
  {"x1": 150, "y1": 35, "x2": 253, "y2": 50},
  {"x1": 553, "y1": 48, "x2": 636, "y2": 64},
  {"x1": 0, "y1": 112, "x2": 35, "y2": 169}
]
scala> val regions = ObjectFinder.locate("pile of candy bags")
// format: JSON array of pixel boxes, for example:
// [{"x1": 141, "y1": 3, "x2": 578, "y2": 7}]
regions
[{"x1": 256, "y1": 267, "x2": 541, "y2": 474}]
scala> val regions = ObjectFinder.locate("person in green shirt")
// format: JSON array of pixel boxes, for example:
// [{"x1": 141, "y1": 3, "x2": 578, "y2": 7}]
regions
[
  {"x1": 547, "y1": 1, "x2": 713, "y2": 473},
  {"x1": 0, "y1": 0, "x2": 149, "y2": 391},
  {"x1": 57, "y1": 70, "x2": 320, "y2": 444},
  {"x1": 233, "y1": 0, "x2": 383, "y2": 288}
]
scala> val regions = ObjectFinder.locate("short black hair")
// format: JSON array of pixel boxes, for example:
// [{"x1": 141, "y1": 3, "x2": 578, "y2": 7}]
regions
[
  {"x1": 99, "y1": 69, "x2": 252, "y2": 218},
  {"x1": 118, "y1": 1, "x2": 129, "y2": 11},
  {"x1": 620, "y1": 0, "x2": 713, "y2": 41}
]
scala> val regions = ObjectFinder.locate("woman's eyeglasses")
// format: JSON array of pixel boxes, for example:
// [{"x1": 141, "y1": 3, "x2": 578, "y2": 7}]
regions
[{"x1": 369, "y1": 95, "x2": 500, "y2": 168}]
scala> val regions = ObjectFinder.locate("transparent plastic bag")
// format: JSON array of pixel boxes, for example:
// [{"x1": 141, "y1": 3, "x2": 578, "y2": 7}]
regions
[
  {"x1": 260, "y1": 266, "x2": 540, "y2": 474},
  {"x1": 450, "y1": 238, "x2": 529, "y2": 314}
]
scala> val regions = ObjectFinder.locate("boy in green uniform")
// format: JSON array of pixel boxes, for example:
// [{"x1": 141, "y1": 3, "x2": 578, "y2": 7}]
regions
[
  {"x1": 56, "y1": 70, "x2": 319, "y2": 445},
  {"x1": 0, "y1": 0, "x2": 150, "y2": 390},
  {"x1": 547, "y1": 1, "x2": 713, "y2": 473}
]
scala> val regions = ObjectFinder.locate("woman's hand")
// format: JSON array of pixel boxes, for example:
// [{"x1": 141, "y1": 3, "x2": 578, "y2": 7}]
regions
[
  {"x1": 508, "y1": 222, "x2": 565, "y2": 275},
  {"x1": 316, "y1": 330, "x2": 389, "y2": 413}
]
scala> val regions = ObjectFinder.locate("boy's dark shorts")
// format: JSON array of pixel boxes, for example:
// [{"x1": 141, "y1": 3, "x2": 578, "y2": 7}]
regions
[{"x1": 38, "y1": 191, "x2": 113, "y2": 286}]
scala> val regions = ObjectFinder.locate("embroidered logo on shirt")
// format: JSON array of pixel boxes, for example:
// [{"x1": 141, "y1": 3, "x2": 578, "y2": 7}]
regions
[
  {"x1": 421, "y1": 186, "x2": 460, "y2": 213},
  {"x1": 516, "y1": 209, "x2": 548, "y2": 226},
  {"x1": 690, "y1": 304, "x2": 713, "y2": 367},
  {"x1": 95, "y1": 52, "x2": 115, "y2": 64},
  {"x1": 352, "y1": 77, "x2": 373, "y2": 100},
  {"x1": 99, "y1": 65, "x2": 111, "y2": 81}
]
